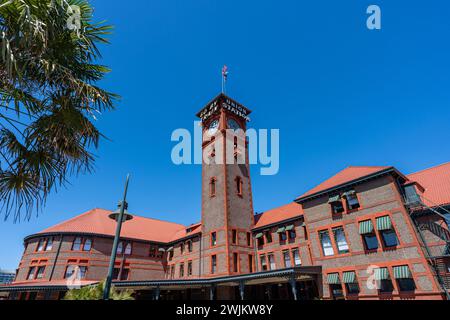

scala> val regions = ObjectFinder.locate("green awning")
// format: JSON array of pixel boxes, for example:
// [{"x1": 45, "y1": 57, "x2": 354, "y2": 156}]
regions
[
  {"x1": 393, "y1": 265, "x2": 412, "y2": 279},
  {"x1": 374, "y1": 267, "x2": 390, "y2": 280},
  {"x1": 326, "y1": 273, "x2": 340, "y2": 284},
  {"x1": 359, "y1": 220, "x2": 374, "y2": 235},
  {"x1": 376, "y1": 216, "x2": 392, "y2": 231},
  {"x1": 285, "y1": 225, "x2": 294, "y2": 231},
  {"x1": 276, "y1": 226, "x2": 286, "y2": 233},
  {"x1": 328, "y1": 195, "x2": 341, "y2": 203},
  {"x1": 342, "y1": 190, "x2": 356, "y2": 198},
  {"x1": 342, "y1": 271, "x2": 357, "y2": 284},
  {"x1": 255, "y1": 233, "x2": 263, "y2": 239}
]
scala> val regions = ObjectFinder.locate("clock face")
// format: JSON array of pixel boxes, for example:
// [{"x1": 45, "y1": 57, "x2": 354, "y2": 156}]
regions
[
  {"x1": 227, "y1": 118, "x2": 241, "y2": 130},
  {"x1": 207, "y1": 119, "x2": 219, "y2": 135}
]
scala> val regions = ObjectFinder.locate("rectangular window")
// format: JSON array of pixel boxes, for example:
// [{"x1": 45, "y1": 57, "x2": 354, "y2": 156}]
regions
[
  {"x1": 267, "y1": 253, "x2": 276, "y2": 270},
  {"x1": 232, "y1": 229, "x2": 237, "y2": 245},
  {"x1": 331, "y1": 201, "x2": 344, "y2": 214},
  {"x1": 265, "y1": 231, "x2": 272, "y2": 243},
  {"x1": 187, "y1": 261, "x2": 193, "y2": 276},
  {"x1": 179, "y1": 264, "x2": 184, "y2": 277},
  {"x1": 117, "y1": 241, "x2": 124, "y2": 254},
  {"x1": 288, "y1": 229, "x2": 296, "y2": 240},
  {"x1": 330, "y1": 284, "x2": 344, "y2": 300},
  {"x1": 112, "y1": 268, "x2": 120, "y2": 280},
  {"x1": 246, "y1": 232, "x2": 251, "y2": 246},
  {"x1": 210, "y1": 178, "x2": 216, "y2": 197},
  {"x1": 233, "y1": 253, "x2": 239, "y2": 272},
  {"x1": 319, "y1": 230, "x2": 335, "y2": 256},
  {"x1": 283, "y1": 251, "x2": 292, "y2": 268},
  {"x1": 45, "y1": 238, "x2": 53, "y2": 251},
  {"x1": 236, "y1": 177, "x2": 243, "y2": 196},
  {"x1": 124, "y1": 243, "x2": 132, "y2": 255},
  {"x1": 27, "y1": 267, "x2": 36, "y2": 280},
  {"x1": 37, "y1": 239, "x2": 45, "y2": 252},
  {"x1": 397, "y1": 279, "x2": 415, "y2": 291},
  {"x1": 362, "y1": 233, "x2": 379, "y2": 250},
  {"x1": 292, "y1": 249, "x2": 301, "y2": 266},
  {"x1": 83, "y1": 239, "x2": 92, "y2": 251},
  {"x1": 64, "y1": 265, "x2": 76, "y2": 279},
  {"x1": 279, "y1": 232, "x2": 287, "y2": 242},
  {"x1": 248, "y1": 255, "x2": 253, "y2": 273},
  {"x1": 211, "y1": 232, "x2": 217, "y2": 246},
  {"x1": 380, "y1": 229, "x2": 399, "y2": 247},
  {"x1": 257, "y1": 236, "x2": 264, "y2": 247},
  {"x1": 260, "y1": 255, "x2": 268, "y2": 271},
  {"x1": 211, "y1": 255, "x2": 217, "y2": 274},
  {"x1": 378, "y1": 280, "x2": 394, "y2": 293},
  {"x1": 180, "y1": 243, "x2": 184, "y2": 254},
  {"x1": 188, "y1": 241, "x2": 193, "y2": 252},
  {"x1": 36, "y1": 266, "x2": 45, "y2": 279},
  {"x1": 333, "y1": 227, "x2": 349, "y2": 254},
  {"x1": 345, "y1": 193, "x2": 360, "y2": 210},
  {"x1": 72, "y1": 237, "x2": 82, "y2": 251},
  {"x1": 120, "y1": 268, "x2": 129, "y2": 281},
  {"x1": 345, "y1": 283, "x2": 360, "y2": 294},
  {"x1": 303, "y1": 226, "x2": 308, "y2": 240},
  {"x1": 168, "y1": 249, "x2": 174, "y2": 261},
  {"x1": 170, "y1": 265, "x2": 175, "y2": 279}
]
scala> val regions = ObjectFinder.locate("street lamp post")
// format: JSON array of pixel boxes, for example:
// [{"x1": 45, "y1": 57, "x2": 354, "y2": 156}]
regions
[{"x1": 103, "y1": 174, "x2": 133, "y2": 300}]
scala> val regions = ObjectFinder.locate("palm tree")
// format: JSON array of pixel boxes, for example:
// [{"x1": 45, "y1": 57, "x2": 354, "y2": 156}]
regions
[
  {"x1": 0, "y1": 0, "x2": 118, "y2": 221},
  {"x1": 63, "y1": 280, "x2": 134, "y2": 300}
]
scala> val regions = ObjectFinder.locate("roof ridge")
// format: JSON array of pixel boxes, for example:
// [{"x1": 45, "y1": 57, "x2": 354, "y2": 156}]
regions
[
  {"x1": 40, "y1": 208, "x2": 102, "y2": 232},
  {"x1": 407, "y1": 161, "x2": 450, "y2": 177}
]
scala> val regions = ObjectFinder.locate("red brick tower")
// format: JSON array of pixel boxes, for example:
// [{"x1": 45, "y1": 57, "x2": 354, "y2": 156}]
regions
[{"x1": 197, "y1": 93, "x2": 255, "y2": 277}]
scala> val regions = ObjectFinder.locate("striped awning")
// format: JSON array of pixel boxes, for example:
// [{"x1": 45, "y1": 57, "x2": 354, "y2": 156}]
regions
[
  {"x1": 342, "y1": 271, "x2": 357, "y2": 284},
  {"x1": 326, "y1": 273, "x2": 340, "y2": 284},
  {"x1": 276, "y1": 226, "x2": 286, "y2": 233},
  {"x1": 255, "y1": 233, "x2": 263, "y2": 239},
  {"x1": 359, "y1": 220, "x2": 374, "y2": 235},
  {"x1": 376, "y1": 216, "x2": 392, "y2": 231},
  {"x1": 328, "y1": 195, "x2": 341, "y2": 203},
  {"x1": 342, "y1": 190, "x2": 356, "y2": 198},
  {"x1": 285, "y1": 225, "x2": 294, "y2": 231},
  {"x1": 393, "y1": 265, "x2": 412, "y2": 279},
  {"x1": 374, "y1": 267, "x2": 390, "y2": 280},
  {"x1": 167, "y1": 247, "x2": 174, "y2": 252}
]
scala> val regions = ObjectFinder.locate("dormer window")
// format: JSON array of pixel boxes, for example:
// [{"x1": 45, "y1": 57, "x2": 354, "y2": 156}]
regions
[
  {"x1": 328, "y1": 195, "x2": 344, "y2": 214},
  {"x1": 343, "y1": 190, "x2": 360, "y2": 210}
]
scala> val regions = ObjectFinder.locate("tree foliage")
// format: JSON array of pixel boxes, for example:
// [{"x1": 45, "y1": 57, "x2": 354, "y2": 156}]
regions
[
  {"x1": 63, "y1": 280, "x2": 134, "y2": 300},
  {"x1": 0, "y1": 0, "x2": 118, "y2": 221}
]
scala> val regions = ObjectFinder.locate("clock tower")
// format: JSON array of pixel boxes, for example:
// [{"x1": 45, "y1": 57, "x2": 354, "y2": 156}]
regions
[{"x1": 197, "y1": 93, "x2": 255, "y2": 277}]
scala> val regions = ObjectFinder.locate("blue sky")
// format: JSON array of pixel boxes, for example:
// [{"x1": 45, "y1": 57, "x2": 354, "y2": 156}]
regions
[{"x1": 1, "y1": 0, "x2": 450, "y2": 270}]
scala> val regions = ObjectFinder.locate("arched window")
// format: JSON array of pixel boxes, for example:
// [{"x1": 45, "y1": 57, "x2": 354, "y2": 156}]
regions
[
  {"x1": 236, "y1": 176, "x2": 243, "y2": 196},
  {"x1": 210, "y1": 177, "x2": 216, "y2": 197}
]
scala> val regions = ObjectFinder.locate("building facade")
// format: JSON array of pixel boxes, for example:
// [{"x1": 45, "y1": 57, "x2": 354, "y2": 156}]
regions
[{"x1": 1, "y1": 93, "x2": 449, "y2": 300}]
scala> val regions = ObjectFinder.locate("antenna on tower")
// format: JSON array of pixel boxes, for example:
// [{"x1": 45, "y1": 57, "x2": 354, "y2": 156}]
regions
[{"x1": 221, "y1": 65, "x2": 228, "y2": 94}]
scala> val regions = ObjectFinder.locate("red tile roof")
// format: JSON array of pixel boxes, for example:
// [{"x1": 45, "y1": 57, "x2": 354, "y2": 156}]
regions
[
  {"x1": 296, "y1": 166, "x2": 392, "y2": 200},
  {"x1": 253, "y1": 202, "x2": 303, "y2": 229},
  {"x1": 407, "y1": 162, "x2": 450, "y2": 207},
  {"x1": 169, "y1": 222, "x2": 202, "y2": 242},
  {"x1": 38, "y1": 208, "x2": 187, "y2": 243}
]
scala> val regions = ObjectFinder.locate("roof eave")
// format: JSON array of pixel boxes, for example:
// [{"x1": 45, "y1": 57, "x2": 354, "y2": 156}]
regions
[{"x1": 295, "y1": 167, "x2": 407, "y2": 204}]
